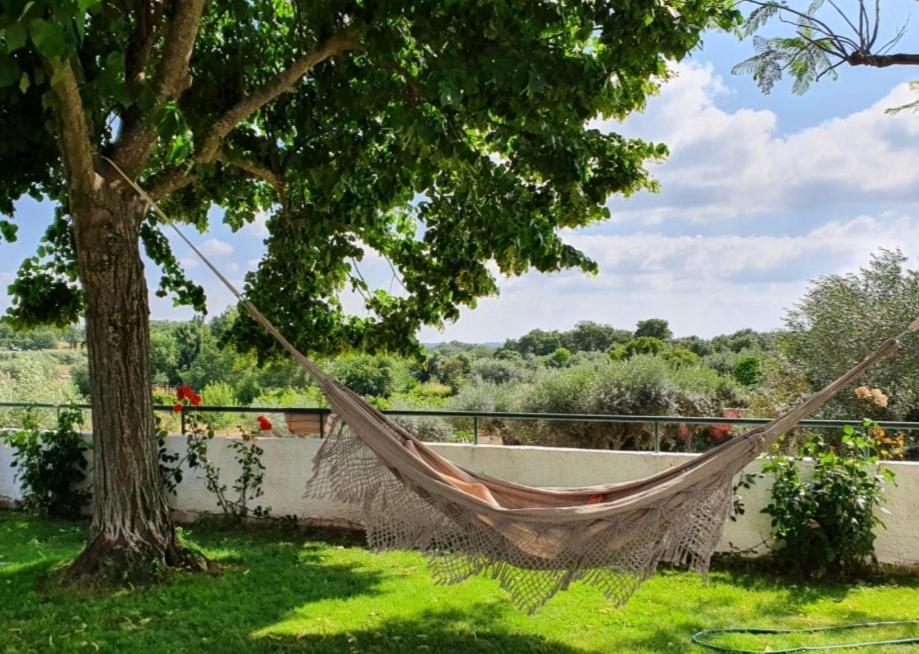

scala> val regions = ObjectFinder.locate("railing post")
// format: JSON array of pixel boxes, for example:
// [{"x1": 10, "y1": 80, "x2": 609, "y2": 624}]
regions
[
  {"x1": 473, "y1": 416, "x2": 479, "y2": 445},
  {"x1": 319, "y1": 409, "x2": 325, "y2": 439},
  {"x1": 180, "y1": 406, "x2": 186, "y2": 436},
  {"x1": 653, "y1": 421, "x2": 660, "y2": 453}
]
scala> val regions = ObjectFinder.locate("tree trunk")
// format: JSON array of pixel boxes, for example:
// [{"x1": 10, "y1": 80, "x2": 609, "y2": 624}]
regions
[{"x1": 66, "y1": 181, "x2": 199, "y2": 581}]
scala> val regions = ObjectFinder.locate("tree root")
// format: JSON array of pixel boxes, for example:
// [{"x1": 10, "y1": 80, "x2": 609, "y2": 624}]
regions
[{"x1": 64, "y1": 531, "x2": 212, "y2": 588}]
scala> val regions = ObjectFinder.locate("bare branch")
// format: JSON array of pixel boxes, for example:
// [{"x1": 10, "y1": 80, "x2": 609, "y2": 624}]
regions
[
  {"x1": 825, "y1": 0, "x2": 860, "y2": 39},
  {"x1": 113, "y1": 0, "x2": 207, "y2": 176},
  {"x1": 877, "y1": 19, "x2": 910, "y2": 55},
  {"x1": 48, "y1": 57, "x2": 98, "y2": 197},
  {"x1": 814, "y1": 55, "x2": 848, "y2": 80},
  {"x1": 869, "y1": 0, "x2": 881, "y2": 50}
]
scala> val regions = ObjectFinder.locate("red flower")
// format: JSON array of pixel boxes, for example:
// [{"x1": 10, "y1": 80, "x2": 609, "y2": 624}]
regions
[
  {"x1": 176, "y1": 385, "x2": 202, "y2": 406},
  {"x1": 257, "y1": 415, "x2": 272, "y2": 431},
  {"x1": 172, "y1": 402, "x2": 183, "y2": 414}
]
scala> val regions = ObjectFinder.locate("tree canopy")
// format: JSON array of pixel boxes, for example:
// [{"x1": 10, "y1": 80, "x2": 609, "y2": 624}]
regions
[{"x1": 2, "y1": 0, "x2": 738, "y2": 357}]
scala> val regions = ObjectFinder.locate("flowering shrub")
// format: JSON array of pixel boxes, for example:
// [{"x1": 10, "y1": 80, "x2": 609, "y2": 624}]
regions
[
  {"x1": 160, "y1": 385, "x2": 271, "y2": 521},
  {"x1": 762, "y1": 417, "x2": 896, "y2": 579}
]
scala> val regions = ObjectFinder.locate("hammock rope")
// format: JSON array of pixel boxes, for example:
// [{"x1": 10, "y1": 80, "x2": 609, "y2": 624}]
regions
[{"x1": 106, "y1": 158, "x2": 919, "y2": 612}]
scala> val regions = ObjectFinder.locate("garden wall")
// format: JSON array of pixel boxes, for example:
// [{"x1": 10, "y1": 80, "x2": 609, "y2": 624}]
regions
[{"x1": 2, "y1": 436, "x2": 918, "y2": 568}]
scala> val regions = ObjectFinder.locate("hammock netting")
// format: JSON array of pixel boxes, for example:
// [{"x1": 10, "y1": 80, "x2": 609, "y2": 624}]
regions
[{"x1": 104, "y1": 157, "x2": 919, "y2": 613}]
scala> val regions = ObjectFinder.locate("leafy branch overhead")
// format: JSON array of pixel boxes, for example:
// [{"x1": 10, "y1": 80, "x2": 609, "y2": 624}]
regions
[
  {"x1": 733, "y1": 0, "x2": 919, "y2": 94},
  {"x1": 1, "y1": 0, "x2": 739, "y2": 358}
]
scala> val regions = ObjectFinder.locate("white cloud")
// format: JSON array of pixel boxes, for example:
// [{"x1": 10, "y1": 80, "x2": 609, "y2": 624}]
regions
[
  {"x1": 179, "y1": 257, "x2": 199, "y2": 269},
  {"x1": 596, "y1": 63, "x2": 919, "y2": 224},
  {"x1": 419, "y1": 213, "x2": 919, "y2": 341},
  {"x1": 240, "y1": 211, "x2": 270, "y2": 239},
  {"x1": 199, "y1": 239, "x2": 234, "y2": 257}
]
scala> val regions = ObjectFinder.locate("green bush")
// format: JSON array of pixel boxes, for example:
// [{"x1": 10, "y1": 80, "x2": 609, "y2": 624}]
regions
[
  {"x1": 516, "y1": 356, "x2": 741, "y2": 450},
  {"x1": 471, "y1": 357, "x2": 532, "y2": 385},
  {"x1": 733, "y1": 355, "x2": 764, "y2": 387},
  {"x1": 610, "y1": 336, "x2": 666, "y2": 360},
  {"x1": 329, "y1": 355, "x2": 395, "y2": 397},
  {"x1": 1, "y1": 406, "x2": 90, "y2": 519},
  {"x1": 200, "y1": 381, "x2": 243, "y2": 431},
  {"x1": 445, "y1": 381, "x2": 520, "y2": 442},
  {"x1": 762, "y1": 420, "x2": 895, "y2": 578}
]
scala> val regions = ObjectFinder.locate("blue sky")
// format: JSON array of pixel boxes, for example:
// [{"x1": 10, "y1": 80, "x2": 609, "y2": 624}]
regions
[{"x1": 3, "y1": 23, "x2": 918, "y2": 342}]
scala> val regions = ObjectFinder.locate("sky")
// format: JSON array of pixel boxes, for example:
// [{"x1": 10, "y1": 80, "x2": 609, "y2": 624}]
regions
[{"x1": 2, "y1": 20, "x2": 918, "y2": 343}]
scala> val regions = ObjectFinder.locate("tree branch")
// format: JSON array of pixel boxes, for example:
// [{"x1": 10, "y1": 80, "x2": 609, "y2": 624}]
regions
[
  {"x1": 216, "y1": 151, "x2": 285, "y2": 198},
  {"x1": 148, "y1": 27, "x2": 359, "y2": 201},
  {"x1": 195, "y1": 28, "x2": 359, "y2": 162},
  {"x1": 848, "y1": 52, "x2": 919, "y2": 68},
  {"x1": 48, "y1": 57, "x2": 98, "y2": 197},
  {"x1": 147, "y1": 166, "x2": 195, "y2": 201},
  {"x1": 112, "y1": 0, "x2": 207, "y2": 176}
]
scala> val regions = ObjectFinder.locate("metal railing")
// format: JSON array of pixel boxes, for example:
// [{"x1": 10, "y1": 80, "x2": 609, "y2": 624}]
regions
[{"x1": 1, "y1": 401, "x2": 917, "y2": 453}]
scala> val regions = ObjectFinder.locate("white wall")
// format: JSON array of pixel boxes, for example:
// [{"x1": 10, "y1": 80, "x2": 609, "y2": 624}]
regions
[{"x1": 2, "y1": 436, "x2": 917, "y2": 567}]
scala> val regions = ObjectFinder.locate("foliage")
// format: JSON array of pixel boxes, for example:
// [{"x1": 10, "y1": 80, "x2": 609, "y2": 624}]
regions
[
  {"x1": 783, "y1": 250, "x2": 919, "y2": 420},
  {"x1": 502, "y1": 322, "x2": 631, "y2": 357},
  {"x1": 548, "y1": 347, "x2": 572, "y2": 368},
  {"x1": 663, "y1": 347, "x2": 700, "y2": 367},
  {"x1": 733, "y1": 355, "x2": 764, "y2": 387},
  {"x1": 470, "y1": 357, "x2": 533, "y2": 385},
  {"x1": 515, "y1": 355, "x2": 741, "y2": 450},
  {"x1": 182, "y1": 414, "x2": 271, "y2": 522},
  {"x1": 611, "y1": 336, "x2": 667, "y2": 359},
  {"x1": 328, "y1": 354, "x2": 396, "y2": 398},
  {"x1": 762, "y1": 420, "x2": 896, "y2": 578},
  {"x1": 886, "y1": 81, "x2": 919, "y2": 115},
  {"x1": 634, "y1": 318, "x2": 672, "y2": 340},
  {"x1": 1, "y1": 405, "x2": 89, "y2": 518},
  {"x1": 444, "y1": 381, "x2": 519, "y2": 442},
  {"x1": 0, "y1": 0, "x2": 739, "y2": 354},
  {"x1": 0, "y1": 322, "x2": 65, "y2": 349}
]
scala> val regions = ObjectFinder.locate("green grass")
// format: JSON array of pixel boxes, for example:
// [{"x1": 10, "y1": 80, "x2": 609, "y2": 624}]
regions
[{"x1": 2, "y1": 512, "x2": 918, "y2": 654}]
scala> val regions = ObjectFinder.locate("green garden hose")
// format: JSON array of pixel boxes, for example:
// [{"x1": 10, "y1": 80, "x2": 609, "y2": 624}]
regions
[{"x1": 692, "y1": 620, "x2": 919, "y2": 652}]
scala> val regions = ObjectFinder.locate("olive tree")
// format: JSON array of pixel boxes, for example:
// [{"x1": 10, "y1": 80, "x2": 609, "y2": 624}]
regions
[{"x1": 784, "y1": 250, "x2": 919, "y2": 420}]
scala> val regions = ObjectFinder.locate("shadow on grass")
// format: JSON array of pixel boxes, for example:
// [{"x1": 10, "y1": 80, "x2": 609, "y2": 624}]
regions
[
  {"x1": 0, "y1": 519, "x2": 388, "y2": 653},
  {"x1": 255, "y1": 605, "x2": 589, "y2": 654}
]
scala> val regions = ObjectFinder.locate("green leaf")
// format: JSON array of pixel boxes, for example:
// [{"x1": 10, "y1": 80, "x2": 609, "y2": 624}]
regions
[
  {"x1": 29, "y1": 18, "x2": 67, "y2": 59},
  {"x1": 0, "y1": 54, "x2": 19, "y2": 87},
  {"x1": 0, "y1": 220, "x2": 18, "y2": 242},
  {"x1": 18, "y1": 71, "x2": 30, "y2": 93},
  {"x1": 4, "y1": 22, "x2": 28, "y2": 53}
]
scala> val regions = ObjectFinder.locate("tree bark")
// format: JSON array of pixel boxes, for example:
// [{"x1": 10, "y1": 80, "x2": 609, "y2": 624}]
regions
[{"x1": 66, "y1": 181, "x2": 198, "y2": 581}]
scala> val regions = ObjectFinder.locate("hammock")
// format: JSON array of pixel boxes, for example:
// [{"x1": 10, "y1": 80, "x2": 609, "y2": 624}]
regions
[{"x1": 111, "y1": 161, "x2": 917, "y2": 612}]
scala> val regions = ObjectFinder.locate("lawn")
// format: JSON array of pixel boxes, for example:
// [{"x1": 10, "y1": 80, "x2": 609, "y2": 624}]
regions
[{"x1": 1, "y1": 512, "x2": 918, "y2": 654}]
